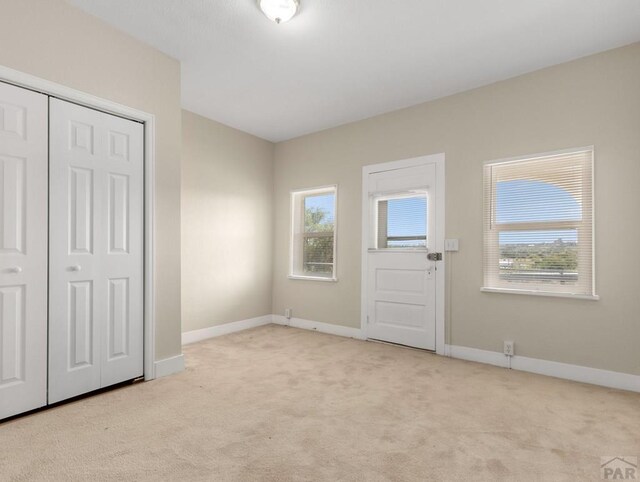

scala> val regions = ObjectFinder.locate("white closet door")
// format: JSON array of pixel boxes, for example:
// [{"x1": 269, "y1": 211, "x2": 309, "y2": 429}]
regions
[
  {"x1": 49, "y1": 99, "x2": 143, "y2": 403},
  {"x1": 0, "y1": 82, "x2": 48, "y2": 419}
]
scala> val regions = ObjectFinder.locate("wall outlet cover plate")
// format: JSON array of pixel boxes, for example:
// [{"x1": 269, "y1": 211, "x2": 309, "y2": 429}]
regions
[{"x1": 445, "y1": 239, "x2": 459, "y2": 251}]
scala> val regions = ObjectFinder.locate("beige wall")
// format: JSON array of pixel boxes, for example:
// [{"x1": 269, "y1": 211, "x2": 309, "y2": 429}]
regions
[
  {"x1": 181, "y1": 111, "x2": 274, "y2": 332},
  {"x1": 273, "y1": 43, "x2": 640, "y2": 375},
  {"x1": 0, "y1": 0, "x2": 182, "y2": 360},
  {"x1": 4, "y1": 0, "x2": 637, "y2": 376}
]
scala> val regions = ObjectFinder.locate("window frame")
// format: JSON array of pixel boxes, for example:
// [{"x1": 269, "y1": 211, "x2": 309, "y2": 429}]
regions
[
  {"x1": 372, "y1": 191, "x2": 429, "y2": 251},
  {"x1": 482, "y1": 147, "x2": 598, "y2": 300},
  {"x1": 289, "y1": 185, "x2": 338, "y2": 282}
]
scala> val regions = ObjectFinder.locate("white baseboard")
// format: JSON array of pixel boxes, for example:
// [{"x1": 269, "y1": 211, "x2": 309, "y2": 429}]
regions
[
  {"x1": 445, "y1": 344, "x2": 506, "y2": 367},
  {"x1": 181, "y1": 313, "x2": 640, "y2": 393},
  {"x1": 511, "y1": 354, "x2": 640, "y2": 393},
  {"x1": 272, "y1": 315, "x2": 365, "y2": 340},
  {"x1": 182, "y1": 315, "x2": 273, "y2": 345},
  {"x1": 445, "y1": 344, "x2": 640, "y2": 393},
  {"x1": 154, "y1": 354, "x2": 185, "y2": 379}
]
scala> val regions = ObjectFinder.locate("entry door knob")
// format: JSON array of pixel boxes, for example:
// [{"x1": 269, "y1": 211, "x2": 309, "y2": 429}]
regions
[
  {"x1": 9, "y1": 266, "x2": 22, "y2": 273},
  {"x1": 70, "y1": 265, "x2": 82, "y2": 272},
  {"x1": 427, "y1": 252, "x2": 442, "y2": 261}
]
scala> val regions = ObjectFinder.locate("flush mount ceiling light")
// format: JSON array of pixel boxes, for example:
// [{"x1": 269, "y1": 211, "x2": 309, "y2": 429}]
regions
[{"x1": 258, "y1": 0, "x2": 299, "y2": 24}]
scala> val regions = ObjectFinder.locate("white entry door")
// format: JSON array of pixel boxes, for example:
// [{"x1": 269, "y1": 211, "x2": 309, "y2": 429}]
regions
[
  {"x1": 48, "y1": 98, "x2": 144, "y2": 403},
  {"x1": 0, "y1": 82, "x2": 48, "y2": 419},
  {"x1": 365, "y1": 161, "x2": 441, "y2": 350}
]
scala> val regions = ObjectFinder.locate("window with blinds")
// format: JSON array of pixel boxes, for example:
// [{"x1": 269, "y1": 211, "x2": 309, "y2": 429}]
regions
[
  {"x1": 483, "y1": 148, "x2": 595, "y2": 297},
  {"x1": 376, "y1": 194, "x2": 427, "y2": 248},
  {"x1": 290, "y1": 186, "x2": 337, "y2": 280}
]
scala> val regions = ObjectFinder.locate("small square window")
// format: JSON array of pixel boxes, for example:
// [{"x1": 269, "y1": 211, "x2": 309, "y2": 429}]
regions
[{"x1": 375, "y1": 194, "x2": 427, "y2": 249}]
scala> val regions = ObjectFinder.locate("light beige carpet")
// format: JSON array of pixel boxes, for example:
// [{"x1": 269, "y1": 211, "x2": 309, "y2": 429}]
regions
[{"x1": 1, "y1": 324, "x2": 639, "y2": 481}]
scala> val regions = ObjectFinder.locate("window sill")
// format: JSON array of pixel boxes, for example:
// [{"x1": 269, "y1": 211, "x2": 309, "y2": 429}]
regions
[
  {"x1": 480, "y1": 287, "x2": 599, "y2": 300},
  {"x1": 288, "y1": 275, "x2": 338, "y2": 283},
  {"x1": 368, "y1": 248, "x2": 428, "y2": 253}
]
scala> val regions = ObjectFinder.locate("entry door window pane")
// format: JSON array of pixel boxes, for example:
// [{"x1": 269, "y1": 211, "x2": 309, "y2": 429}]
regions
[{"x1": 377, "y1": 195, "x2": 427, "y2": 248}]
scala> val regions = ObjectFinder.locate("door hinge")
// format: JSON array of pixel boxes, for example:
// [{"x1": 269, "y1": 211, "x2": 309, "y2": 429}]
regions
[{"x1": 427, "y1": 252, "x2": 443, "y2": 261}]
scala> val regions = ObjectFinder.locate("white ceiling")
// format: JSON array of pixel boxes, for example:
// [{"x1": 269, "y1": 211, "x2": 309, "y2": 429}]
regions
[{"x1": 67, "y1": 0, "x2": 640, "y2": 142}]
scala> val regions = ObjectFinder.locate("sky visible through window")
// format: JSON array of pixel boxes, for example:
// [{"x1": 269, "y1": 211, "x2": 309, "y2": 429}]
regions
[
  {"x1": 386, "y1": 197, "x2": 427, "y2": 237},
  {"x1": 497, "y1": 180, "x2": 580, "y2": 244},
  {"x1": 304, "y1": 194, "x2": 335, "y2": 226}
]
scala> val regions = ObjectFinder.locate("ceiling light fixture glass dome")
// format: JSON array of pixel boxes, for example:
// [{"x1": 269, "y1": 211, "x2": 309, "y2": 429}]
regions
[{"x1": 258, "y1": 0, "x2": 299, "y2": 24}]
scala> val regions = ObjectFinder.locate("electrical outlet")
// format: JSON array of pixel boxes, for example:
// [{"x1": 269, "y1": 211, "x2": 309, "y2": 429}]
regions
[
  {"x1": 284, "y1": 308, "x2": 292, "y2": 319},
  {"x1": 503, "y1": 340, "x2": 515, "y2": 357}
]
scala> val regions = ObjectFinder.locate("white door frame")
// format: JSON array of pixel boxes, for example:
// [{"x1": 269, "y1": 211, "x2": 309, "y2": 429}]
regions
[
  {"x1": 361, "y1": 154, "x2": 446, "y2": 355},
  {"x1": 0, "y1": 65, "x2": 158, "y2": 380}
]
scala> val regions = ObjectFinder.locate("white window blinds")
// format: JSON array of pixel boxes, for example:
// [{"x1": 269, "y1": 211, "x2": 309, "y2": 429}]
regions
[
  {"x1": 375, "y1": 194, "x2": 427, "y2": 249},
  {"x1": 483, "y1": 148, "x2": 595, "y2": 297}
]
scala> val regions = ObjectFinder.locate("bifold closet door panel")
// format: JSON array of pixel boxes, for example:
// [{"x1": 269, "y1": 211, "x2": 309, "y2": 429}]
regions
[
  {"x1": 48, "y1": 99, "x2": 144, "y2": 404},
  {"x1": 0, "y1": 82, "x2": 48, "y2": 420}
]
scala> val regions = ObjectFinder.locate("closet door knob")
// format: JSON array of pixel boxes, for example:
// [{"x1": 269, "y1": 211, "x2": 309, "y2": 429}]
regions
[
  {"x1": 9, "y1": 266, "x2": 22, "y2": 273},
  {"x1": 70, "y1": 265, "x2": 82, "y2": 272}
]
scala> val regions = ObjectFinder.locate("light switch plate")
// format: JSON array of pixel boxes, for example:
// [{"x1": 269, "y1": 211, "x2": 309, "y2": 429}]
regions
[{"x1": 445, "y1": 239, "x2": 459, "y2": 251}]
